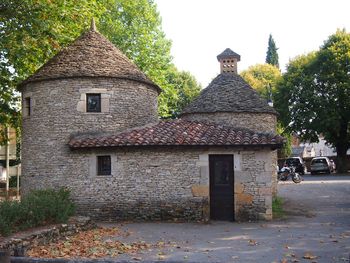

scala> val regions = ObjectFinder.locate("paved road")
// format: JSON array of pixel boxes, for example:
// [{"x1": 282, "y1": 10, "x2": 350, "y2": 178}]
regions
[{"x1": 105, "y1": 175, "x2": 350, "y2": 263}]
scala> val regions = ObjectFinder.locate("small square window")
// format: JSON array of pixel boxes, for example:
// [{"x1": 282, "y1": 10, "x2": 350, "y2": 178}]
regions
[
  {"x1": 86, "y1": 94, "x2": 101, "y2": 112},
  {"x1": 97, "y1": 155, "x2": 111, "y2": 175}
]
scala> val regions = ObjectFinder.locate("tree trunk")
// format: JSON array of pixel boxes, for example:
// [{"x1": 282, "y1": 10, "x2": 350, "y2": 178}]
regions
[{"x1": 336, "y1": 144, "x2": 348, "y2": 173}]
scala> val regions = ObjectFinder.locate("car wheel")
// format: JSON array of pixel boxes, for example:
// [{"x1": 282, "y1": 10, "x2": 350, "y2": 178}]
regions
[
  {"x1": 327, "y1": 169, "x2": 331, "y2": 174},
  {"x1": 311, "y1": 171, "x2": 316, "y2": 175}
]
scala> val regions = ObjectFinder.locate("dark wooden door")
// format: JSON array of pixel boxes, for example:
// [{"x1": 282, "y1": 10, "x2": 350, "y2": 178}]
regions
[{"x1": 209, "y1": 154, "x2": 234, "y2": 221}]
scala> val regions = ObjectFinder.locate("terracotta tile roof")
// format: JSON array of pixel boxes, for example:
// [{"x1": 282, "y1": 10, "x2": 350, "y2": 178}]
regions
[
  {"x1": 180, "y1": 73, "x2": 278, "y2": 116},
  {"x1": 19, "y1": 28, "x2": 160, "y2": 93},
  {"x1": 217, "y1": 48, "x2": 241, "y2": 61},
  {"x1": 69, "y1": 120, "x2": 284, "y2": 149}
]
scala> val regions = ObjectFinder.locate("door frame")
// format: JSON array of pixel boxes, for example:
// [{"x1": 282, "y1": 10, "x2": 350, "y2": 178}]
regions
[{"x1": 209, "y1": 154, "x2": 234, "y2": 221}]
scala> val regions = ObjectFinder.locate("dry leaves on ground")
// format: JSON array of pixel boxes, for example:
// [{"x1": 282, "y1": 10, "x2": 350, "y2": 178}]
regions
[
  {"x1": 27, "y1": 227, "x2": 154, "y2": 259},
  {"x1": 303, "y1": 252, "x2": 318, "y2": 260}
]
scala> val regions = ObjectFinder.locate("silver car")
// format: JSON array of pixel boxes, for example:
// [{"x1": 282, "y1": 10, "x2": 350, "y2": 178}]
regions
[{"x1": 310, "y1": 157, "x2": 333, "y2": 174}]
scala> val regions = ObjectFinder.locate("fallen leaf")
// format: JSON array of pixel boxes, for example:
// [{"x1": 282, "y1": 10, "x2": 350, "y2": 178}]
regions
[
  {"x1": 248, "y1": 239, "x2": 258, "y2": 246},
  {"x1": 303, "y1": 252, "x2": 317, "y2": 260}
]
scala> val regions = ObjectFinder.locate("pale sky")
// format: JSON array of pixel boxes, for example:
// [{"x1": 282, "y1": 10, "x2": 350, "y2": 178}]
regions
[{"x1": 155, "y1": 0, "x2": 350, "y2": 87}]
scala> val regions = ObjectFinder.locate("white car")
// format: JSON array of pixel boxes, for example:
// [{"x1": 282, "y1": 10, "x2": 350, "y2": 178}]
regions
[{"x1": 310, "y1": 157, "x2": 333, "y2": 175}]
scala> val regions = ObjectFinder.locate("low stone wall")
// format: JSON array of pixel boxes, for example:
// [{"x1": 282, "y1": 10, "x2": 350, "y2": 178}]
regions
[
  {"x1": 10, "y1": 258, "x2": 197, "y2": 263},
  {"x1": 0, "y1": 217, "x2": 95, "y2": 257}
]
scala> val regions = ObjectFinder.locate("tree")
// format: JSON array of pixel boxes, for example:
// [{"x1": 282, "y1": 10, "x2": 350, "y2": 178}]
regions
[
  {"x1": 241, "y1": 64, "x2": 292, "y2": 157},
  {"x1": 266, "y1": 34, "x2": 279, "y2": 68},
  {"x1": 0, "y1": 0, "x2": 200, "y2": 139},
  {"x1": 240, "y1": 63, "x2": 282, "y2": 100},
  {"x1": 275, "y1": 30, "x2": 350, "y2": 172},
  {"x1": 164, "y1": 67, "x2": 201, "y2": 118}
]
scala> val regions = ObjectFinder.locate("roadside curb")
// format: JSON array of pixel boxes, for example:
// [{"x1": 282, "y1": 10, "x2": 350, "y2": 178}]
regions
[{"x1": 10, "y1": 257, "x2": 205, "y2": 263}]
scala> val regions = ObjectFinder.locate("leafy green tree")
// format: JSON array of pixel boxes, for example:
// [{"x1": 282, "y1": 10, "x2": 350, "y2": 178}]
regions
[
  {"x1": 0, "y1": 0, "x2": 200, "y2": 139},
  {"x1": 240, "y1": 63, "x2": 282, "y2": 100},
  {"x1": 266, "y1": 34, "x2": 279, "y2": 68},
  {"x1": 275, "y1": 30, "x2": 350, "y2": 172},
  {"x1": 276, "y1": 122, "x2": 292, "y2": 159},
  {"x1": 164, "y1": 66, "x2": 201, "y2": 118}
]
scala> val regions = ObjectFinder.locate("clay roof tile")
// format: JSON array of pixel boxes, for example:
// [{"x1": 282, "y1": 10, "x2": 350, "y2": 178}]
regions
[{"x1": 69, "y1": 120, "x2": 284, "y2": 149}]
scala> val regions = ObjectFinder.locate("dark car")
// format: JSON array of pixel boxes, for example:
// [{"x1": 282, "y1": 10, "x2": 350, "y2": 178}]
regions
[{"x1": 285, "y1": 157, "x2": 306, "y2": 175}]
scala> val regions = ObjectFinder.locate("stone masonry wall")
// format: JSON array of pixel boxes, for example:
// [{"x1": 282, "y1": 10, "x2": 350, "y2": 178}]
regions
[
  {"x1": 182, "y1": 112, "x2": 277, "y2": 133},
  {"x1": 21, "y1": 77, "x2": 158, "y2": 184},
  {"x1": 198, "y1": 148, "x2": 275, "y2": 221},
  {"x1": 21, "y1": 145, "x2": 274, "y2": 222}
]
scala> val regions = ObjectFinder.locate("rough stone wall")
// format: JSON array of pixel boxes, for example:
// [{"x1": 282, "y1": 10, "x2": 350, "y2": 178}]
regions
[
  {"x1": 235, "y1": 150, "x2": 274, "y2": 221},
  {"x1": 21, "y1": 77, "x2": 158, "y2": 189},
  {"x1": 20, "y1": 144, "x2": 274, "y2": 222},
  {"x1": 198, "y1": 148, "x2": 275, "y2": 221},
  {"x1": 0, "y1": 217, "x2": 95, "y2": 256},
  {"x1": 20, "y1": 76, "x2": 275, "y2": 221},
  {"x1": 271, "y1": 150, "x2": 278, "y2": 197},
  {"x1": 182, "y1": 112, "x2": 277, "y2": 133}
]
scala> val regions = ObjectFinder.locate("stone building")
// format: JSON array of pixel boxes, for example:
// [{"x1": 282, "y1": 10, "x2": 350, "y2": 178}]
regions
[{"x1": 20, "y1": 22, "x2": 283, "y2": 222}]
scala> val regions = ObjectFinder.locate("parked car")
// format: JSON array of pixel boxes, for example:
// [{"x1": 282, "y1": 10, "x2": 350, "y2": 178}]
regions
[
  {"x1": 284, "y1": 157, "x2": 306, "y2": 175},
  {"x1": 310, "y1": 157, "x2": 333, "y2": 174}
]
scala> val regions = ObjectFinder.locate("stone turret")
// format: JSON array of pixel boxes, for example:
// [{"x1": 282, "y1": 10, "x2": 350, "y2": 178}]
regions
[
  {"x1": 217, "y1": 48, "x2": 241, "y2": 74},
  {"x1": 20, "y1": 23, "x2": 160, "y2": 193},
  {"x1": 181, "y1": 49, "x2": 277, "y2": 133}
]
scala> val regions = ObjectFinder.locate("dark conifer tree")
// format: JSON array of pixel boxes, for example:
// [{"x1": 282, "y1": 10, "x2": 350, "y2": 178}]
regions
[{"x1": 266, "y1": 34, "x2": 279, "y2": 68}]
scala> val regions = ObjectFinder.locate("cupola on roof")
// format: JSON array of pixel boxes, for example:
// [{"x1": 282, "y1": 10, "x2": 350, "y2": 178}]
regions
[
  {"x1": 217, "y1": 48, "x2": 241, "y2": 74},
  {"x1": 181, "y1": 73, "x2": 277, "y2": 115},
  {"x1": 19, "y1": 20, "x2": 160, "y2": 93},
  {"x1": 217, "y1": 48, "x2": 241, "y2": 61}
]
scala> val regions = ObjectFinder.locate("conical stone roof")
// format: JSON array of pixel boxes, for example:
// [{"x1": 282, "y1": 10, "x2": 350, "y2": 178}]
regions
[
  {"x1": 19, "y1": 27, "x2": 160, "y2": 93},
  {"x1": 181, "y1": 73, "x2": 277, "y2": 115}
]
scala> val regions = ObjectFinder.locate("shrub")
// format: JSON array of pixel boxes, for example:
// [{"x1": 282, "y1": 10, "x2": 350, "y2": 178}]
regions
[
  {"x1": 272, "y1": 196, "x2": 285, "y2": 219},
  {"x1": 0, "y1": 200, "x2": 22, "y2": 236},
  {"x1": 9, "y1": 175, "x2": 20, "y2": 188},
  {"x1": 0, "y1": 188, "x2": 75, "y2": 236}
]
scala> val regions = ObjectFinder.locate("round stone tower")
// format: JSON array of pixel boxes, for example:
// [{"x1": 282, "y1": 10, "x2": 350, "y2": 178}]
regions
[
  {"x1": 19, "y1": 21, "x2": 160, "y2": 193},
  {"x1": 181, "y1": 48, "x2": 277, "y2": 133}
]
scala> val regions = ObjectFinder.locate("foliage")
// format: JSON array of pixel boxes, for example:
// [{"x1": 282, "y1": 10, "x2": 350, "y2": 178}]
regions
[
  {"x1": 276, "y1": 122, "x2": 292, "y2": 158},
  {"x1": 0, "y1": 188, "x2": 75, "y2": 236},
  {"x1": 163, "y1": 67, "x2": 201, "y2": 118},
  {"x1": 9, "y1": 175, "x2": 20, "y2": 188},
  {"x1": 272, "y1": 196, "x2": 285, "y2": 219},
  {"x1": 265, "y1": 34, "x2": 279, "y2": 68},
  {"x1": 240, "y1": 63, "x2": 282, "y2": 99},
  {"x1": 0, "y1": 0, "x2": 201, "y2": 141},
  {"x1": 274, "y1": 29, "x2": 350, "y2": 172}
]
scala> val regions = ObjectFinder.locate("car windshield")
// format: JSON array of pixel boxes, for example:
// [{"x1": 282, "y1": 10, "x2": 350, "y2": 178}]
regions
[
  {"x1": 286, "y1": 159, "x2": 300, "y2": 165},
  {"x1": 311, "y1": 159, "x2": 327, "y2": 164}
]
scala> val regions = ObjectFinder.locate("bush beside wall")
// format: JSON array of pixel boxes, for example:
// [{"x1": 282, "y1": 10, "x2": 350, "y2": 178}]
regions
[{"x1": 0, "y1": 188, "x2": 75, "y2": 236}]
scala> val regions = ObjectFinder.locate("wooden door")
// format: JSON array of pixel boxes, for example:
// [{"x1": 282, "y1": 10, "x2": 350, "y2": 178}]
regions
[{"x1": 209, "y1": 154, "x2": 234, "y2": 221}]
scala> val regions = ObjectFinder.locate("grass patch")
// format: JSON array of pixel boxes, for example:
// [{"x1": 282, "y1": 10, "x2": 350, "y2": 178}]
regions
[
  {"x1": 272, "y1": 196, "x2": 285, "y2": 219},
  {"x1": 0, "y1": 188, "x2": 75, "y2": 236}
]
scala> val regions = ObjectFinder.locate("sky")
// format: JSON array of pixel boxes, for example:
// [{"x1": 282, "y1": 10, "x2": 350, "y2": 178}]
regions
[{"x1": 155, "y1": 0, "x2": 350, "y2": 87}]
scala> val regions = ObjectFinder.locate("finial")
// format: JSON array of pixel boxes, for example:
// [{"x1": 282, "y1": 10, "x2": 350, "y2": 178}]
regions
[{"x1": 90, "y1": 17, "x2": 97, "y2": 31}]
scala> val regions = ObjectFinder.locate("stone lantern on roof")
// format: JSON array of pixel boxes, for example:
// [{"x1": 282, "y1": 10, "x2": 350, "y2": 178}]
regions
[{"x1": 217, "y1": 48, "x2": 241, "y2": 74}]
